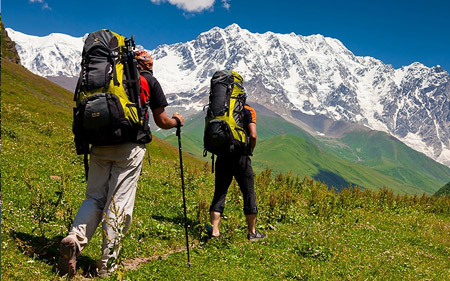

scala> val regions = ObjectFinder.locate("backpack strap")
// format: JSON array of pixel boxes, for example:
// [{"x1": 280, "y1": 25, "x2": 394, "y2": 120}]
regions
[
  {"x1": 83, "y1": 153, "x2": 89, "y2": 181},
  {"x1": 110, "y1": 51, "x2": 120, "y2": 87},
  {"x1": 202, "y1": 149, "x2": 215, "y2": 173}
]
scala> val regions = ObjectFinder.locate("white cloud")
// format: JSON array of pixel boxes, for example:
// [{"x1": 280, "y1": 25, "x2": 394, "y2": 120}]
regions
[
  {"x1": 150, "y1": 0, "x2": 215, "y2": 12},
  {"x1": 222, "y1": 0, "x2": 230, "y2": 10},
  {"x1": 29, "y1": 0, "x2": 51, "y2": 10}
]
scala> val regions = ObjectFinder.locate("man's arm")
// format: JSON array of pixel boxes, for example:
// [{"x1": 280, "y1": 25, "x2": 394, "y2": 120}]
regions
[
  {"x1": 152, "y1": 107, "x2": 184, "y2": 129},
  {"x1": 248, "y1": 122, "x2": 257, "y2": 154},
  {"x1": 144, "y1": 74, "x2": 184, "y2": 129}
]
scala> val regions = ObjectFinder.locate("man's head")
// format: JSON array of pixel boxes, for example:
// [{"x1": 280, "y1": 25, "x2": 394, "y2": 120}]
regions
[{"x1": 136, "y1": 50, "x2": 153, "y2": 73}]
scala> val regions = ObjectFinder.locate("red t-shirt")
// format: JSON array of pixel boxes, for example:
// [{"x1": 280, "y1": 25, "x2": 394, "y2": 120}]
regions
[{"x1": 139, "y1": 71, "x2": 169, "y2": 110}]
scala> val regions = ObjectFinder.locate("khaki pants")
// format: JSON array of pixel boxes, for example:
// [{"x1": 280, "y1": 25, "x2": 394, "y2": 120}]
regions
[{"x1": 68, "y1": 142, "x2": 146, "y2": 271}]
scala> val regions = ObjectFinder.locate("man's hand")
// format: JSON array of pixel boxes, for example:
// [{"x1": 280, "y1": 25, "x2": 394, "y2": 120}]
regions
[
  {"x1": 152, "y1": 108, "x2": 184, "y2": 129},
  {"x1": 172, "y1": 112, "x2": 185, "y2": 127}
]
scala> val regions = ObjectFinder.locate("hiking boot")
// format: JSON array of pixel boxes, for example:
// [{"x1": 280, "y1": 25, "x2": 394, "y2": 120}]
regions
[
  {"x1": 247, "y1": 230, "x2": 267, "y2": 241},
  {"x1": 97, "y1": 261, "x2": 117, "y2": 277},
  {"x1": 58, "y1": 236, "x2": 78, "y2": 277},
  {"x1": 97, "y1": 267, "x2": 112, "y2": 278},
  {"x1": 209, "y1": 233, "x2": 221, "y2": 240},
  {"x1": 206, "y1": 224, "x2": 221, "y2": 240}
]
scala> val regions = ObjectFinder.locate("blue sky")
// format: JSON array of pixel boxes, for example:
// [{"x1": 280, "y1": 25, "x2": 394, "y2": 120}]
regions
[{"x1": 2, "y1": 0, "x2": 450, "y2": 71}]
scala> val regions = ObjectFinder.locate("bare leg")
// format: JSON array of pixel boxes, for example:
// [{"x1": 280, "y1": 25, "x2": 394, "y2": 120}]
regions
[
  {"x1": 209, "y1": 211, "x2": 221, "y2": 236},
  {"x1": 246, "y1": 214, "x2": 256, "y2": 234}
]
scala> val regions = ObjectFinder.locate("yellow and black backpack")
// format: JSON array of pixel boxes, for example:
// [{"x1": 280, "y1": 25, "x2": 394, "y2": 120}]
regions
[
  {"x1": 203, "y1": 69, "x2": 248, "y2": 160},
  {"x1": 73, "y1": 29, "x2": 151, "y2": 156}
]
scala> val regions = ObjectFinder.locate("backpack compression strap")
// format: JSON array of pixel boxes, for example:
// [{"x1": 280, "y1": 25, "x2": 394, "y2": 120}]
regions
[{"x1": 203, "y1": 149, "x2": 215, "y2": 173}]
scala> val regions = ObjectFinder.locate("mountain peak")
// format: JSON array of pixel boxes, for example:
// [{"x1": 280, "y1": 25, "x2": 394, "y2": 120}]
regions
[
  {"x1": 6, "y1": 25, "x2": 450, "y2": 168},
  {"x1": 6, "y1": 27, "x2": 83, "y2": 77},
  {"x1": 224, "y1": 23, "x2": 242, "y2": 31}
]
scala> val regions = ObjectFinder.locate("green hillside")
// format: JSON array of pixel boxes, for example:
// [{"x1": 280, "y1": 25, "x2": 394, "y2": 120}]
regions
[
  {"x1": 2, "y1": 24, "x2": 450, "y2": 280},
  {"x1": 435, "y1": 182, "x2": 450, "y2": 197},
  {"x1": 255, "y1": 114, "x2": 316, "y2": 142},
  {"x1": 164, "y1": 112, "x2": 450, "y2": 194},
  {"x1": 318, "y1": 130, "x2": 450, "y2": 194},
  {"x1": 163, "y1": 112, "x2": 318, "y2": 159},
  {"x1": 163, "y1": 112, "x2": 207, "y2": 158},
  {"x1": 341, "y1": 131, "x2": 449, "y2": 178},
  {"x1": 253, "y1": 134, "x2": 425, "y2": 194}
]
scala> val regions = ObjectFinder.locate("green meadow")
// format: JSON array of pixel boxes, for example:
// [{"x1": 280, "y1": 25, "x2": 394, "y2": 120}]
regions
[{"x1": 2, "y1": 23, "x2": 450, "y2": 280}]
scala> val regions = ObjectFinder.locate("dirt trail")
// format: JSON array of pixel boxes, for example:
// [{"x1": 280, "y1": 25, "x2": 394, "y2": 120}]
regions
[
  {"x1": 73, "y1": 243, "x2": 197, "y2": 280},
  {"x1": 122, "y1": 245, "x2": 191, "y2": 271}
]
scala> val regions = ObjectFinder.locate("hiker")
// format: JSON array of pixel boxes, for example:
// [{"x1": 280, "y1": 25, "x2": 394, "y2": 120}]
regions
[
  {"x1": 58, "y1": 45, "x2": 184, "y2": 277},
  {"x1": 205, "y1": 70, "x2": 266, "y2": 241}
]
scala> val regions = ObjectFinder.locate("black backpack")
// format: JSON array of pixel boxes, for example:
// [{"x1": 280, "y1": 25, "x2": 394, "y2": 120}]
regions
[
  {"x1": 203, "y1": 69, "x2": 248, "y2": 158},
  {"x1": 73, "y1": 29, "x2": 151, "y2": 156}
]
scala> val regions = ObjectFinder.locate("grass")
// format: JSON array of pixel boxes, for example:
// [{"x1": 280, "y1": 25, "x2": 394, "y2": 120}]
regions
[
  {"x1": 2, "y1": 32, "x2": 450, "y2": 280},
  {"x1": 125, "y1": 209, "x2": 450, "y2": 281}
]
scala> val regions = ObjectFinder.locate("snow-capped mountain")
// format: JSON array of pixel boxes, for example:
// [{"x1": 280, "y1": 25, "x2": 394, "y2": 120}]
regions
[
  {"x1": 5, "y1": 28, "x2": 84, "y2": 78},
  {"x1": 6, "y1": 24, "x2": 450, "y2": 167}
]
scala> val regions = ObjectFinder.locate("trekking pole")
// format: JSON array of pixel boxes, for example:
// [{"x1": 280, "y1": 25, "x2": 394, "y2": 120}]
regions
[{"x1": 173, "y1": 117, "x2": 191, "y2": 267}]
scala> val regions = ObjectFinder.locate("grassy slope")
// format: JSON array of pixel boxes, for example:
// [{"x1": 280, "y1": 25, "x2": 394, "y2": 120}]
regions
[
  {"x1": 340, "y1": 130, "x2": 450, "y2": 192},
  {"x1": 252, "y1": 134, "x2": 425, "y2": 194},
  {"x1": 0, "y1": 58, "x2": 207, "y2": 280},
  {"x1": 435, "y1": 182, "x2": 450, "y2": 197},
  {"x1": 162, "y1": 112, "x2": 207, "y2": 158},
  {"x1": 318, "y1": 130, "x2": 450, "y2": 194}
]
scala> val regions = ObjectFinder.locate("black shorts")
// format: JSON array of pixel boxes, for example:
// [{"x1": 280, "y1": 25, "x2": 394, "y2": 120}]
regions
[{"x1": 209, "y1": 154, "x2": 258, "y2": 215}]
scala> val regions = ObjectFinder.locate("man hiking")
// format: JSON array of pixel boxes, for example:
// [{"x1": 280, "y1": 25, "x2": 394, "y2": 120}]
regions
[
  {"x1": 58, "y1": 48, "x2": 184, "y2": 277},
  {"x1": 205, "y1": 70, "x2": 266, "y2": 241}
]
